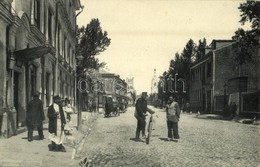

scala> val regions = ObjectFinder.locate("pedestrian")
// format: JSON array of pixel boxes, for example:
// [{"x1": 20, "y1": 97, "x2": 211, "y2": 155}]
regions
[
  {"x1": 230, "y1": 102, "x2": 237, "y2": 119},
  {"x1": 92, "y1": 100, "x2": 96, "y2": 112},
  {"x1": 47, "y1": 95, "x2": 66, "y2": 152},
  {"x1": 166, "y1": 96, "x2": 180, "y2": 142},
  {"x1": 26, "y1": 91, "x2": 45, "y2": 142},
  {"x1": 134, "y1": 92, "x2": 155, "y2": 142},
  {"x1": 62, "y1": 98, "x2": 73, "y2": 135},
  {"x1": 88, "y1": 100, "x2": 92, "y2": 112},
  {"x1": 185, "y1": 102, "x2": 190, "y2": 114},
  {"x1": 104, "y1": 99, "x2": 109, "y2": 117}
]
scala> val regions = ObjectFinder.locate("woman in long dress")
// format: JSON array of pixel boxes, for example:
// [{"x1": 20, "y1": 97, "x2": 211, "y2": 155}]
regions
[
  {"x1": 62, "y1": 98, "x2": 73, "y2": 135},
  {"x1": 47, "y1": 95, "x2": 66, "y2": 152}
]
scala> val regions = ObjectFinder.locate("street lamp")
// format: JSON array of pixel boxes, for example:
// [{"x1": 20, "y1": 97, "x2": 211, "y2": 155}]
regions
[
  {"x1": 97, "y1": 81, "x2": 104, "y2": 113},
  {"x1": 76, "y1": 55, "x2": 84, "y2": 130}
]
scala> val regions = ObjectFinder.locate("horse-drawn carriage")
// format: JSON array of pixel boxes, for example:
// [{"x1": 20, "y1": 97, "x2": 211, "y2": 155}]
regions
[{"x1": 104, "y1": 96, "x2": 120, "y2": 117}]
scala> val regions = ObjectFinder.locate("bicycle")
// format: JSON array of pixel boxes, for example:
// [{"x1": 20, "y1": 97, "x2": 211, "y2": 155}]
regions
[{"x1": 146, "y1": 114, "x2": 158, "y2": 144}]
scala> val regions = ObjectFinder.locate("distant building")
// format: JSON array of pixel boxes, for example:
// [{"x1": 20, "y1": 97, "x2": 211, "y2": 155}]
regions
[
  {"x1": 99, "y1": 69, "x2": 128, "y2": 109},
  {"x1": 126, "y1": 75, "x2": 135, "y2": 104},
  {"x1": 126, "y1": 75, "x2": 134, "y2": 94},
  {"x1": 151, "y1": 69, "x2": 158, "y2": 94},
  {"x1": 189, "y1": 39, "x2": 260, "y2": 115}
]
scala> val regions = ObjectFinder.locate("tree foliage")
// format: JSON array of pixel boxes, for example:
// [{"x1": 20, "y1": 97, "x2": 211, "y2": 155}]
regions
[
  {"x1": 232, "y1": 1, "x2": 260, "y2": 65},
  {"x1": 196, "y1": 38, "x2": 207, "y2": 60},
  {"x1": 238, "y1": 0, "x2": 260, "y2": 30},
  {"x1": 76, "y1": 18, "x2": 111, "y2": 72}
]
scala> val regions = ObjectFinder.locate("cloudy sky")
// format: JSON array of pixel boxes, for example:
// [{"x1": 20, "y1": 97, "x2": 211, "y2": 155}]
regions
[{"x1": 77, "y1": 0, "x2": 246, "y2": 95}]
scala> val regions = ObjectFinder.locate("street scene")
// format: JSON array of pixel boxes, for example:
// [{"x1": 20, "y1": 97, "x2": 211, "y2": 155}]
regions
[
  {"x1": 0, "y1": 0, "x2": 259, "y2": 167},
  {"x1": 78, "y1": 107, "x2": 259, "y2": 167}
]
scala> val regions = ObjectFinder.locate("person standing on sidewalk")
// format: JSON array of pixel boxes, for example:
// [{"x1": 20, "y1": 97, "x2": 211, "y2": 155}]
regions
[
  {"x1": 47, "y1": 95, "x2": 66, "y2": 152},
  {"x1": 134, "y1": 92, "x2": 155, "y2": 142},
  {"x1": 62, "y1": 98, "x2": 73, "y2": 135},
  {"x1": 26, "y1": 91, "x2": 45, "y2": 142},
  {"x1": 166, "y1": 96, "x2": 180, "y2": 142}
]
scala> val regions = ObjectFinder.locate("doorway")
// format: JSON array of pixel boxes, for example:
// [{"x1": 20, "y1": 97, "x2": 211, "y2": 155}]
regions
[{"x1": 14, "y1": 72, "x2": 19, "y2": 128}]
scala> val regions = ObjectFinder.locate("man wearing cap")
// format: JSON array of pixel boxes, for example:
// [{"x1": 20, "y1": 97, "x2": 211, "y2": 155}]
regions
[
  {"x1": 166, "y1": 96, "x2": 180, "y2": 142},
  {"x1": 134, "y1": 92, "x2": 155, "y2": 141},
  {"x1": 26, "y1": 91, "x2": 45, "y2": 141}
]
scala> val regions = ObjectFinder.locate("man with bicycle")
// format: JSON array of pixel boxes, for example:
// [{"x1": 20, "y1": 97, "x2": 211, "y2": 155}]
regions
[
  {"x1": 166, "y1": 96, "x2": 180, "y2": 142},
  {"x1": 134, "y1": 92, "x2": 155, "y2": 142}
]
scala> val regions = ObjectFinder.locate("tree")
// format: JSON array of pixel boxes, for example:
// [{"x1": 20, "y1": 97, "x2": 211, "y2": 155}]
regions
[
  {"x1": 231, "y1": 1, "x2": 260, "y2": 115},
  {"x1": 180, "y1": 39, "x2": 196, "y2": 100},
  {"x1": 232, "y1": 1, "x2": 260, "y2": 66},
  {"x1": 195, "y1": 38, "x2": 207, "y2": 60},
  {"x1": 76, "y1": 18, "x2": 111, "y2": 75}
]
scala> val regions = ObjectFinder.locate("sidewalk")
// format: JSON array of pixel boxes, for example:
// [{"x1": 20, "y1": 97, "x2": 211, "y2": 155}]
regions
[
  {"x1": 194, "y1": 113, "x2": 260, "y2": 125},
  {"x1": 0, "y1": 111, "x2": 100, "y2": 167}
]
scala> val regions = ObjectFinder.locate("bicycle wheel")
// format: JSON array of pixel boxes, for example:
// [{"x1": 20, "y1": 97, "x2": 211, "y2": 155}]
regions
[{"x1": 146, "y1": 121, "x2": 153, "y2": 144}]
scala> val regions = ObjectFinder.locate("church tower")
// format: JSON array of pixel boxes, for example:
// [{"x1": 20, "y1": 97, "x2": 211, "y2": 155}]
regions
[{"x1": 151, "y1": 69, "x2": 158, "y2": 94}]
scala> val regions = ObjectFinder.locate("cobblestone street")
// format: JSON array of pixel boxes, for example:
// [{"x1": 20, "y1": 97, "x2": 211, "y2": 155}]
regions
[{"x1": 78, "y1": 106, "x2": 260, "y2": 167}]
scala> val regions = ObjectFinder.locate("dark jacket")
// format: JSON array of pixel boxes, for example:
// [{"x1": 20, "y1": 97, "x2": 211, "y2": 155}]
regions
[
  {"x1": 26, "y1": 98, "x2": 45, "y2": 127},
  {"x1": 135, "y1": 97, "x2": 154, "y2": 119},
  {"x1": 47, "y1": 104, "x2": 66, "y2": 134}
]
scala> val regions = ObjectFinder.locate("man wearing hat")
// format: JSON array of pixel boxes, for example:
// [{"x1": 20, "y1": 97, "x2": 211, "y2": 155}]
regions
[
  {"x1": 134, "y1": 92, "x2": 155, "y2": 141},
  {"x1": 26, "y1": 91, "x2": 45, "y2": 141},
  {"x1": 166, "y1": 96, "x2": 180, "y2": 142},
  {"x1": 47, "y1": 95, "x2": 66, "y2": 152}
]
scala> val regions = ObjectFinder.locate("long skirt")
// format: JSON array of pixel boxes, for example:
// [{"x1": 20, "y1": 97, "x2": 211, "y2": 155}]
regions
[{"x1": 49, "y1": 117, "x2": 65, "y2": 145}]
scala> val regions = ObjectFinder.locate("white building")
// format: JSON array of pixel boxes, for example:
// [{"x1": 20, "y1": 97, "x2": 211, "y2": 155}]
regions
[{"x1": 151, "y1": 69, "x2": 158, "y2": 94}]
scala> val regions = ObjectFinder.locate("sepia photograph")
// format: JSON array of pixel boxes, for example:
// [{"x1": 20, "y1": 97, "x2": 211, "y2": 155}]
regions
[{"x1": 0, "y1": 0, "x2": 259, "y2": 166}]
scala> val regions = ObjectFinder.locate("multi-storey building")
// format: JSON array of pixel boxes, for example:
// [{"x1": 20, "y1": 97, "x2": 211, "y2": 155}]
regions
[
  {"x1": 190, "y1": 39, "x2": 259, "y2": 115},
  {"x1": 0, "y1": 0, "x2": 82, "y2": 138},
  {"x1": 99, "y1": 69, "x2": 128, "y2": 109}
]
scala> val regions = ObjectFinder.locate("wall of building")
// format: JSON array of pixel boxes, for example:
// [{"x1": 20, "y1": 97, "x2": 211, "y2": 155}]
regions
[{"x1": 0, "y1": 0, "x2": 81, "y2": 138}]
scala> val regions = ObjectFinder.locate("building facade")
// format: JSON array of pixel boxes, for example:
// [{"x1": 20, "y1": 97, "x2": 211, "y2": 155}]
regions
[
  {"x1": 100, "y1": 70, "x2": 128, "y2": 109},
  {"x1": 0, "y1": 0, "x2": 82, "y2": 138},
  {"x1": 126, "y1": 75, "x2": 135, "y2": 104},
  {"x1": 190, "y1": 39, "x2": 260, "y2": 115}
]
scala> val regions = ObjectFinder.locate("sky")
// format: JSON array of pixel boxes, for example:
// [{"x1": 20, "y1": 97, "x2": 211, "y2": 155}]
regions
[{"x1": 77, "y1": 0, "x2": 246, "y2": 95}]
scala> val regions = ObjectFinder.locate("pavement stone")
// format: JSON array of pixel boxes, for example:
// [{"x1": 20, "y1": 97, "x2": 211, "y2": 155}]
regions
[
  {"x1": 77, "y1": 106, "x2": 260, "y2": 167},
  {"x1": 0, "y1": 111, "x2": 100, "y2": 167}
]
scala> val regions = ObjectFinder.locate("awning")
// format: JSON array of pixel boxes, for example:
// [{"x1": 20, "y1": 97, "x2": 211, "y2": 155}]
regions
[{"x1": 14, "y1": 46, "x2": 53, "y2": 62}]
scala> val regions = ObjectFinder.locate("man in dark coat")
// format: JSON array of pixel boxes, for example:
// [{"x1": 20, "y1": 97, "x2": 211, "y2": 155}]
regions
[
  {"x1": 47, "y1": 95, "x2": 66, "y2": 152},
  {"x1": 134, "y1": 92, "x2": 155, "y2": 141},
  {"x1": 26, "y1": 91, "x2": 45, "y2": 141}
]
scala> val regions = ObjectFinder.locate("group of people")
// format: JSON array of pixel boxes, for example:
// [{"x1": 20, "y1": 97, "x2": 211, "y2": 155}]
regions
[
  {"x1": 134, "y1": 92, "x2": 180, "y2": 142},
  {"x1": 26, "y1": 91, "x2": 74, "y2": 152}
]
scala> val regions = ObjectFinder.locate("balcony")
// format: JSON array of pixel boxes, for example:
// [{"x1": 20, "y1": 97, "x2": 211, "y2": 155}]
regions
[{"x1": 30, "y1": 25, "x2": 45, "y2": 44}]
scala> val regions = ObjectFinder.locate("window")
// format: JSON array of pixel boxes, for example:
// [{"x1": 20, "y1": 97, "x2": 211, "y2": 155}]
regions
[
  {"x1": 46, "y1": 73, "x2": 50, "y2": 107},
  {"x1": 207, "y1": 62, "x2": 212, "y2": 77},
  {"x1": 48, "y1": 8, "x2": 53, "y2": 45},
  {"x1": 63, "y1": 36, "x2": 67, "y2": 59},
  {"x1": 60, "y1": 71, "x2": 63, "y2": 96},
  {"x1": 58, "y1": 25, "x2": 62, "y2": 56},
  {"x1": 68, "y1": 44, "x2": 71, "y2": 64},
  {"x1": 30, "y1": 65, "x2": 37, "y2": 97},
  {"x1": 34, "y1": 0, "x2": 40, "y2": 29}
]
